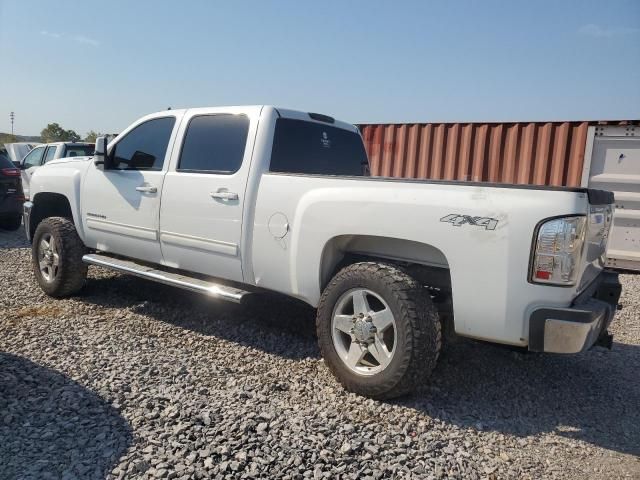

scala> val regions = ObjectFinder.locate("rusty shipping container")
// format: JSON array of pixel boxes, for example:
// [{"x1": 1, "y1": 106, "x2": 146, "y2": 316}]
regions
[
  {"x1": 359, "y1": 120, "x2": 640, "y2": 272},
  {"x1": 358, "y1": 121, "x2": 634, "y2": 187}
]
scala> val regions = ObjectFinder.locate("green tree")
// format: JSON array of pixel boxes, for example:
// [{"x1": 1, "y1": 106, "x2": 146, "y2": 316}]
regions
[
  {"x1": 66, "y1": 129, "x2": 81, "y2": 142},
  {"x1": 40, "y1": 123, "x2": 81, "y2": 143},
  {"x1": 84, "y1": 130, "x2": 103, "y2": 143}
]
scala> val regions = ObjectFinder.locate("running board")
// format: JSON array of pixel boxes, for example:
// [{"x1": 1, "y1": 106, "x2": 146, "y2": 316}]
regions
[{"x1": 82, "y1": 253, "x2": 249, "y2": 304}]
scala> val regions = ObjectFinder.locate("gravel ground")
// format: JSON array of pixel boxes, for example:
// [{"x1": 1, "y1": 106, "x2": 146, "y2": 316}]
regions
[{"x1": 1, "y1": 225, "x2": 638, "y2": 480}]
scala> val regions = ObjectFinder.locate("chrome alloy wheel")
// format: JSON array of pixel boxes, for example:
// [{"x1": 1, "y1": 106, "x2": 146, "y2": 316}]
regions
[
  {"x1": 331, "y1": 288, "x2": 397, "y2": 376},
  {"x1": 38, "y1": 233, "x2": 60, "y2": 282}
]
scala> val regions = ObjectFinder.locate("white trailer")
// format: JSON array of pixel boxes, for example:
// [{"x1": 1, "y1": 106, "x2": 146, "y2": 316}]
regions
[{"x1": 583, "y1": 125, "x2": 640, "y2": 271}]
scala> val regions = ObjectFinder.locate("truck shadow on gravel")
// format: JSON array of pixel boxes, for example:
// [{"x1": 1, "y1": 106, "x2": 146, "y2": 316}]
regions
[
  {"x1": 81, "y1": 272, "x2": 320, "y2": 361},
  {"x1": 80, "y1": 272, "x2": 639, "y2": 457},
  {"x1": 0, "y1": 352, "x2": 132, "y2": 480},
  {"x1": 402, "y1": 340, "x2": 640, "y2": 457}
]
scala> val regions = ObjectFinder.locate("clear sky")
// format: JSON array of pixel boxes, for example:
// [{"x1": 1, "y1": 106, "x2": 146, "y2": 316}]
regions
[{"x1": 1, "y1": 0, "x2": 639, "y2": 136}]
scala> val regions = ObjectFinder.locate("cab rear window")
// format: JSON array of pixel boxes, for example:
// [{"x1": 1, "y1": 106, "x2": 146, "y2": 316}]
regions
[
  {"x1": 64, "y1": 145, "x2": 95, "y2": 157},
  {"x1": 269, "y1": 118, "x2": 369, "y2": 176}
]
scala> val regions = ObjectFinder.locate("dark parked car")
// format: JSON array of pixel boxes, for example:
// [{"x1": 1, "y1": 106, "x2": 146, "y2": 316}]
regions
[{"x1": 0, "y1": 150, "x2": 25, "y2": 231}]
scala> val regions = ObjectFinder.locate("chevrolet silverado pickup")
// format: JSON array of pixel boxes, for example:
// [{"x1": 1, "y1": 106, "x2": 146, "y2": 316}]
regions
[{"x1": 23, "y1": 106, "x2": 621, "y2": 398}]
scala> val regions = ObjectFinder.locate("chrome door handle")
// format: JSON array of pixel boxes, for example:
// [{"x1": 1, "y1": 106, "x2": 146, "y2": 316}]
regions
[
  {"x1": 136, "y1": 185, "x2": 157, "y2": 193},
  {"x1": 210, "y1": 191, "x2": 238, "y2": 200}
]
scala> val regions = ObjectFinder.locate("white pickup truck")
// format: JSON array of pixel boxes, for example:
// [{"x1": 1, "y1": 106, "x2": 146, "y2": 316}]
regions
[{"x1": 24, "y1": 106, "x2": 621, "y2": 398}]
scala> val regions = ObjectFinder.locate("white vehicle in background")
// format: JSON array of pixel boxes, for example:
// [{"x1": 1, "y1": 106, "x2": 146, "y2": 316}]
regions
[
  {"x1": 23, "y1": 106, "x2": 621, "y2": 398},
  {"x1": 20, "y1": 142, "x2": 94, "y2": 199},
  {"x1": 2, "y1": 142, "x2": 38, "y2": 166}
]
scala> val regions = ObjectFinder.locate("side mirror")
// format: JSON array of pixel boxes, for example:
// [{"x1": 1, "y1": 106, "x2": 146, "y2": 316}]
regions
[
  {"x1": 93, "y1": 137, "x2": 110, "y2": 168},
  {"x1": 13, "y1": 161, "x2": 21, "y2": 169}
]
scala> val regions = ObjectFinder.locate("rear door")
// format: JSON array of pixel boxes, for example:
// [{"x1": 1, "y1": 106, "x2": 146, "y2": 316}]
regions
[
  {"x1": 81, "y1": 114, "x2": 181, "y2": 263},
  {"x1": 159, "y1": 107, "x2": 260, "y2": 282}
]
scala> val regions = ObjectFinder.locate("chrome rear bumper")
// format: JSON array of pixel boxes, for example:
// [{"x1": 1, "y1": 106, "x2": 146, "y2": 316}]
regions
[{"x1": 529, "y1": 272, "x2": 621, "y2": 353}]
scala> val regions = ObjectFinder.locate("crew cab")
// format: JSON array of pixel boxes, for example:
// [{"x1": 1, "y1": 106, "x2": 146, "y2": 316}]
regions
[{"x1": 23, "y1": 106, "x2": 621, "y2": 398}]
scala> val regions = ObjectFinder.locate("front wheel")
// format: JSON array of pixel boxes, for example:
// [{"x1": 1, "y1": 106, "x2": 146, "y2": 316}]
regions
[
  {"x1": 316, "y1": 262, "x2": 441, "y2": 399},
  {"x1": 32, "y1": 217, "x2": 88, "y2": 297}
]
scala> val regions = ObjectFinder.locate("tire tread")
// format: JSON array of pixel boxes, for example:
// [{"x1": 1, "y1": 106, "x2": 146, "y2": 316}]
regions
[
  {"x1": 32, "y1": 217, "x2": 87, "y2": 297},
  {"x1": 316, "y1": 262, "x2": 441, "y2": 399}
]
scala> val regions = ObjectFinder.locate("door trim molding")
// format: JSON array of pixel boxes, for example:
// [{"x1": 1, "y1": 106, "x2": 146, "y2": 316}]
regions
[
  {"x1": 86, "y1": 217, "x2": 158, "y2": 240},
  {"x1": 160, "y1": 230, "x2": 238, "y2": 256}
]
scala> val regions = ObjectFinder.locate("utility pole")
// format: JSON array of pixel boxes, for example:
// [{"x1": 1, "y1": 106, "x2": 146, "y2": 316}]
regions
[{"x1": 9, "y1": 111, "x2": 15, "y2": 135}]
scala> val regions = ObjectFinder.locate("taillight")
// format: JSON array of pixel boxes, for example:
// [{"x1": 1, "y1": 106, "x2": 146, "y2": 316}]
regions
[
  {"x1": 0, "y1": 168, "x2": 21, "y2": 176},
  {"x1": 530, "y1": 216, "x2": 586, "y2": 285}
]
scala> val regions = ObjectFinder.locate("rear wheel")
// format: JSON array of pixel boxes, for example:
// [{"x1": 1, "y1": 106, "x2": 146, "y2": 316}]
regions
[
  {"x1": 0, "y1": 215, "x2": 22, "y2": 231},
  {"x1": 32, "y1": 217, "x2": 88, "y2": 297},
  {"x1": 316, "y1": 262, "x2": 441, "y2": 399}
]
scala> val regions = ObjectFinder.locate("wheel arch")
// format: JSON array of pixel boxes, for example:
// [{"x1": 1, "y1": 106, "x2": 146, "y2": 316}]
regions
[
  {"x1": 318, "y1": 234, "x2": 456, "y2": 335},
  {"x1": 28, "y1": 192, "x2": 76, "y2": 243},
  {"x1": 319, "y1": 235, "x2": 451, "y2": 290}
]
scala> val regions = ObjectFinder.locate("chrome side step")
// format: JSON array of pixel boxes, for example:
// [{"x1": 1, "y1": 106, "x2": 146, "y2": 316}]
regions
[{"x1": 82, "y1": 253, "x2": 249, "y2": 304}]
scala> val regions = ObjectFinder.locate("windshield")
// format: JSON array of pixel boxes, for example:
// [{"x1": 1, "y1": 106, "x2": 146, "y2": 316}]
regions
[
  {"x1": 63, "y1": 145, "x2": 95, "y2": 158},
  {"x1": 269, "y1": 118, "x2": 369, "y2": 176}
]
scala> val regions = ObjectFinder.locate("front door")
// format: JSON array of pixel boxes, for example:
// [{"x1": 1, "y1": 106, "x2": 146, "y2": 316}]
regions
[
  {"x1": 159, "y1": 107, "x2": 259, "y2": 283},
  {"x1": 81, "y1": 114, "x2": 181, "y2": 263}
]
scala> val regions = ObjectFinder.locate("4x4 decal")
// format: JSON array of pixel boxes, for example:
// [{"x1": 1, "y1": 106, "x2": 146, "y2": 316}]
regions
[{"x1": 440, "y1": 214, "x2": 499, "y2": 231}]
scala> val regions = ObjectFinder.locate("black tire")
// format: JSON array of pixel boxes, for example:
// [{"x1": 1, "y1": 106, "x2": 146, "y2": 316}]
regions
[
  {"x1": 316, "y1": 262, "x2": 441, "y2": 399},
  {"x1": 0, "y1": 215, "x2": 22, "y2": 231},
  {"x1": 32, "y1": 217, "x2": 88, "y2": 297}
]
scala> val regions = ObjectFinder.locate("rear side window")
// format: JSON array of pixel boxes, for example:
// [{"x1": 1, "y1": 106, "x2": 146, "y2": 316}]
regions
[
  {"x1": 269, "y1": 118, "x2": 369, "y2": 176},
  {"x1": 43, "y1": 146, "x2": 57, "y2": 163},
  {"x1": 178, "y1": 114, "x2": 249, "y2": 174},
  {"x1": 111, "y1": 117, "x2": 176, "y2": 170}
]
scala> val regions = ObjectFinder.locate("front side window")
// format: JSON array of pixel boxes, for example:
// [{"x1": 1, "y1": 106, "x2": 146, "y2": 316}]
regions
[
  {"x1": 43, "y1": 146, "x2": 58, "y2": 163},
  {"x1": 23, "y1": 146, "x2": 45, "y2": 168},
  {"x1": 269, "y1": 119, "x2": 369, "y2": 176},
  {"x1": 110, "y1": 117, "x2": 176, "y2": 170},
  {"x1": 178, "y1": 114, "x2": 249, "y2": 174}
]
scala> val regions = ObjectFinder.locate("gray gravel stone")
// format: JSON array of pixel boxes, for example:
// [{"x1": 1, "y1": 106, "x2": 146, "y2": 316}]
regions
[{"x1": 1, "y1": 225, "x2": 639, "y2": 479}]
